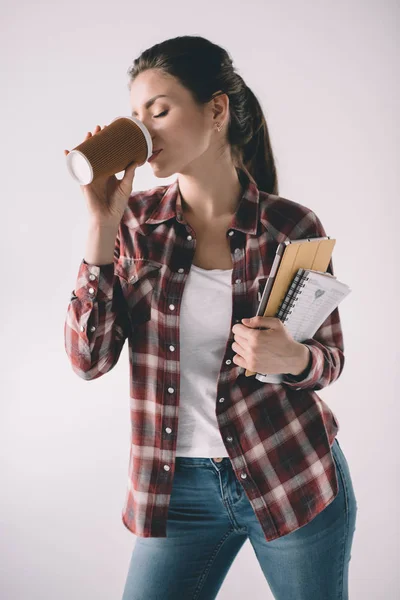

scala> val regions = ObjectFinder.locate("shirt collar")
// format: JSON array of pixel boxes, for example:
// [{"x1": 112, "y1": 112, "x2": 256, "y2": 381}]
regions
[{"x1": 145, "y1": 166, "x2": 260, "y2": 236}]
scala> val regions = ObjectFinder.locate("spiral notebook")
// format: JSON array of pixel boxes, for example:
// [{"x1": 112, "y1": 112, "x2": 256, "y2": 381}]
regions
[
  {"x1": 254, "y1": 269, "x2": 351, "y2": 383},
  {"x1": 278, "y1": 268, "x2": 349, "y2": 348},
  {"x1": 243, "y1": 236, "x2": 350, "y2": 382}
]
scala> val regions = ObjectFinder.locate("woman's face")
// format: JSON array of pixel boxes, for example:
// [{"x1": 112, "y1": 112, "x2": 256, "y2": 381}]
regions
[{"x1": 129, "y1": 69, "x2": 225, "y2": 177}]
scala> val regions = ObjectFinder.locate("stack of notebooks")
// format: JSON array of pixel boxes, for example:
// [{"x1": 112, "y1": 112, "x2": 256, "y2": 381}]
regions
[{"x1": 245, "y1": 235, "x2": 351, "y2": 384}]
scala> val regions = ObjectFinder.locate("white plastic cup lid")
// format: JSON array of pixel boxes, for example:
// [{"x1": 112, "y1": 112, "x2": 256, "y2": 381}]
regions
[{"x1": 66, "y1": 115, "x2": 153, "y2": 185}]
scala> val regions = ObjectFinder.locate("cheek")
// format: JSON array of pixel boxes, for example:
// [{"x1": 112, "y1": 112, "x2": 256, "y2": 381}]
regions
[{"x1": 170, "y1": 113, "x2": 208, "y2": 149}]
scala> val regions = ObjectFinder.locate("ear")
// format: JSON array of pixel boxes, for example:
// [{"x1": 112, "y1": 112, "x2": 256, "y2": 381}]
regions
[{"x1": 209, "y1": 91, "x2": 229, "y2": 125}]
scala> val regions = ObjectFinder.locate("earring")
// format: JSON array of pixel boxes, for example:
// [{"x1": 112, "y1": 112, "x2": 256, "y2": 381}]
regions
[{"x1": 216, "y1": 122, "x2": 222, "y2": 132}]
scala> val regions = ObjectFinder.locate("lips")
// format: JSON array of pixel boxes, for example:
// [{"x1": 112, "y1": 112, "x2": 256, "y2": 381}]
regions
[{"x1": 148, "y1": 149, "x2": 162, "y2": 162}]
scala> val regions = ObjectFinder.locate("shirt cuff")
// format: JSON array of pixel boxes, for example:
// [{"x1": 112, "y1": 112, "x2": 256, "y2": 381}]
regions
[
  {"x1": 71, "y1": 258, "x2": 116, "y2": 303},
  {"x1": 281, "y1": 344, "x2": 314, "y2": 388}
]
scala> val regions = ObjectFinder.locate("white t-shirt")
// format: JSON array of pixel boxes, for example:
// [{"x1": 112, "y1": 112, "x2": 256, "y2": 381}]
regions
[{"x1": 176, "y1": 263, "x2": 233, "y2": 457}]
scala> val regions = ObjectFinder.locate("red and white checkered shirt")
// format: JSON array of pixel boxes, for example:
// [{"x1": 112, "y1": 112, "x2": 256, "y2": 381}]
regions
[{"x1": 64, "y1": 167, "x2": 344, "y2": 541}]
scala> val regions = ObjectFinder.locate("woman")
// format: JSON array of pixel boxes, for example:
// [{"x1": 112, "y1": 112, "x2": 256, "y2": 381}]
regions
[{"x1": 64, "y1": 35, "x2": 358, "y2": 600}]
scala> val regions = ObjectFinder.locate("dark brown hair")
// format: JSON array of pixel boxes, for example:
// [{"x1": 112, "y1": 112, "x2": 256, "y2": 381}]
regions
[{"x1": 127, "y1": 35, "x2": 279, "y2": 194}]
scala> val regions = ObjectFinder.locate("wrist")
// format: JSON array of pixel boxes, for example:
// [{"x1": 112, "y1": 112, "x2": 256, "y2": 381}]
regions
[
  {"x1": 88, "y1": 219, "x2": 120, "y2": 231},
  {"x1": 288, "y1": 343, "x2": 310, "y2": 376}
]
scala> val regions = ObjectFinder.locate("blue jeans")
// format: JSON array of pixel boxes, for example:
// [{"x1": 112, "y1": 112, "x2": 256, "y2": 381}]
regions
[{"x1": 122, "y1": 438, "x2": 357, "y2": 600}]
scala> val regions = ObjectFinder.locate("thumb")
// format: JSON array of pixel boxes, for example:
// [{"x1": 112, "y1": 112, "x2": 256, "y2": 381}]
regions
[
  {"x1": 122, "y1": 161, "x2": 138, "y2": 184},
  {"x1": 242, "y1": 316, "x2": 272, "y2": 330},
  {"x1": 242, "y1": 317, "x2": 256, "y2": 326}
]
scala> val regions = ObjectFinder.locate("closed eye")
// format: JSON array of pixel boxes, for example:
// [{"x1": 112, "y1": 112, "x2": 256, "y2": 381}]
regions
[{"x1": 154, "y1": 110, "x2": 168, "y2": 118}]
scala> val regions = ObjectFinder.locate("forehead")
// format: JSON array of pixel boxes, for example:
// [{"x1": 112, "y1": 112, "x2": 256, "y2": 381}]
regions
[
  {"x1": 129, "y1": 70, "x2": 190, "y2": 111},
  {"x1": 130, "y1": 70, "x2": 174, "y2": 101}
]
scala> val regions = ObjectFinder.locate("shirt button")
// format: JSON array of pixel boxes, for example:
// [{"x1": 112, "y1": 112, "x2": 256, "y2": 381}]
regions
[
  {"x1": 235, "y1": 319, "x2": 241, "y2": 323},
  {"x1": 90, "y1": 326, "x2": 96, "y2": 332},
  {"x1": 168, "y1": 387, "x2": 174, "y2": 393},
  {"x1": 89, "y1": 274, "x2": 96, "y2": 281},
  {"x1": 218, "y1": 397, "x2": 225, "y2": 403},
  {"x1": 169, "y1": 304, "x2": 175, "y2": 311},
  {"x1": 88, "y1": 287, "x2": 95, "y2": 294},
  {"x1": 163, "y1": 465, "x2": 170, "y2": 471},
  {"x1": 235, "y1": 279, "x2": 242, "y2": 284},
  {"x1": 225, "y1": 359, "x2": 232, "y2": 365},
  {"x1": 187, "y1": 235, "x2": 193, "y2": 241},
  {"x1": 165, "y1": 427, "x2": 172, "y2": 434},
  {"x1": 228, "y1": 230, "x2": 234, "y2": 236},
  {"x1": 169, "y1": 345, "x2": 175, "y2": 352},
  {"x1": 234, "y1": 248, "x2": 241, "y2": 255},
  {"x1": 240, "y1": 473, "x2": 248, "y2": 479},
  {"x1": 226, "y1": 436, "x2": 233, "y2": 442},
  {"x1": 178, "y1": 268, "x2": 184, "y2": 273},
  {"x1": 80, "y1": 325, "x2": 85, "y2": 332}
]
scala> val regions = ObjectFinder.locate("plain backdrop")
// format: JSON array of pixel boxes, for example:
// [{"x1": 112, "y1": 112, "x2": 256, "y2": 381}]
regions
[{"x1": 1, "y1": 0, "x2": 399, "y2": 598}]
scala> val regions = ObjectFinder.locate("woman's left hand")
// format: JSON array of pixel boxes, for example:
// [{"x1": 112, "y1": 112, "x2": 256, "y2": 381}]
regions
[{"x1": 231, "y1": 316, "x2": 308, "y2": 375}]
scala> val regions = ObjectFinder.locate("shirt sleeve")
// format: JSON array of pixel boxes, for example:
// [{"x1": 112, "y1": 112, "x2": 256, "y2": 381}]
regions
[
  {"x1": 280, "y1": 210, "x2": 345, "y2": 391},
  {"x1": 64, "y1": 228, "x2": 130, "y2": 380}
]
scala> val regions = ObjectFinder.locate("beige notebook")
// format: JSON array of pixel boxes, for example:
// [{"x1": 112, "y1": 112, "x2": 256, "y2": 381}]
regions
[{"x1": 245, "y1": 236, "x2": 336, "y2": 378}]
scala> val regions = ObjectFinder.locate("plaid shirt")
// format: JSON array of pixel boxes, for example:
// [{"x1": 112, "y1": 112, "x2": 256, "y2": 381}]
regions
[{"x1": 64, "y1": 167, "x2": 344, "y2": 541}]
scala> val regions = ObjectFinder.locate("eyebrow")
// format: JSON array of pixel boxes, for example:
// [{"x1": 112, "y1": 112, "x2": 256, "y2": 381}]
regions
[{"x1": 131, "y1": 94, "x2": 169, "y2": 116}]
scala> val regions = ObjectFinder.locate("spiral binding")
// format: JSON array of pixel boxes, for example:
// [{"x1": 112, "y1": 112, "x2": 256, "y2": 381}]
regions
[{"x1": 277, "y1": 270, "x2": 310, "y2": 323}]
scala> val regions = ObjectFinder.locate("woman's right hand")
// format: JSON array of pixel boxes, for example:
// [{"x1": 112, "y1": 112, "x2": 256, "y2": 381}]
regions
[{"x1": 64, "y1": 125, "x2": 139, "y2": 227}]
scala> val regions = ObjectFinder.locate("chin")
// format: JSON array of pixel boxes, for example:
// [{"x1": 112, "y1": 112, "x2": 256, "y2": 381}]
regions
[{"x1": 150, "y1": 163, "x2": 177, "y2": 179}]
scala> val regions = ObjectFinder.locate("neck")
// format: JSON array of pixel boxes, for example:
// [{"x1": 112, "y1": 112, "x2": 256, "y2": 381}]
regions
[{"x1": 177, "y1": 161, "x2": 243, "y2": 223}]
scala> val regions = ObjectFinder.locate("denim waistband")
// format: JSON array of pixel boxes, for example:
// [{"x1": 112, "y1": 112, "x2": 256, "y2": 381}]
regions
[{"x1": 175, "y1": 455, "x2": 232, "y2": 470}]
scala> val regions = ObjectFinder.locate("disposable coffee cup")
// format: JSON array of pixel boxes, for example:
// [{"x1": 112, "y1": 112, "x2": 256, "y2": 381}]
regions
[{"x1": 66, "y1": 116, "x2": 153, "y2": 185}]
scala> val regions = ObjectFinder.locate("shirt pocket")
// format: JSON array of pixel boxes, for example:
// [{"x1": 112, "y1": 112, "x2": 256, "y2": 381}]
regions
[{"x1": 115, "y1": 257, "x2": 163, "y2": 325}]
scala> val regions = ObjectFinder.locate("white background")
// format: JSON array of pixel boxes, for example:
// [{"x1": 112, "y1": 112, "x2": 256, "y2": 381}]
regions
[{"x1": 1, "y1": 0, "x2": 399, "y2": 598}]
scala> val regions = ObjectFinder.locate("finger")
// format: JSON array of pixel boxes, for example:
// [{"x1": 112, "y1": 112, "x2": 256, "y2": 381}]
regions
[
  {"x1": 233, "y1": 335, "x2": 248, "y2": 349},
  {"x1": 232, "y1": 324, "x2": 254, "y2": 340},
  {"x1": 232, "y1": 340, "x2": 247, "y2": 356},
  {"x1": 232, "y1": 354, "x2": 245, "y2": 367}
]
